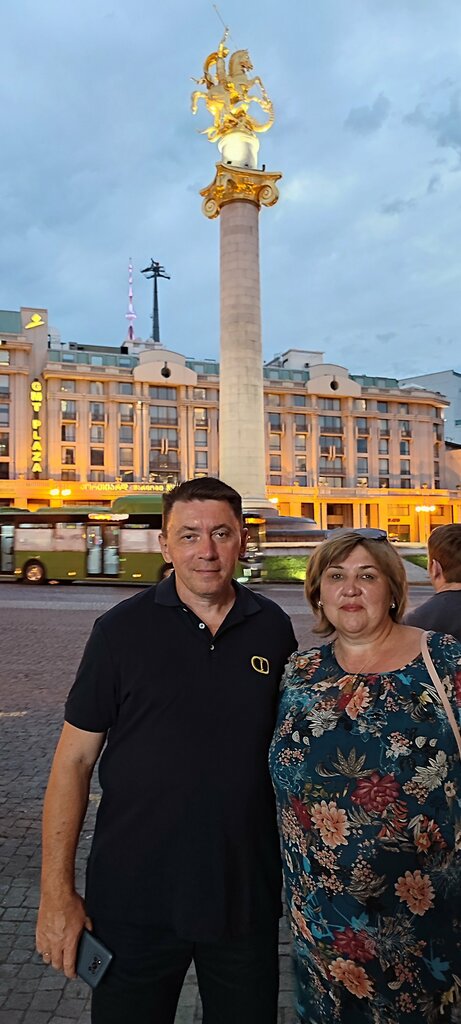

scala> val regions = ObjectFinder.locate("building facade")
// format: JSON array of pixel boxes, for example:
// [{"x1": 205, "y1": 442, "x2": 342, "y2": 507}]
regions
[
  {"x1": 1, "y1": 307, "x2": 460, "y2": 542},
  {"x1": 399, "y1": 370, "x2": 461, "y2": 445}
]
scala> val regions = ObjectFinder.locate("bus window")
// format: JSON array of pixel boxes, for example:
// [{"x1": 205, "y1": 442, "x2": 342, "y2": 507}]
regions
[
  {"x1": 54, "y1": 523, "x2": 86, "y2": 552},
  {"x1": 103, "y1": 525, "x2": 120, "y2": 576},
  {"x1": 120, "y1": 526, "x2": 162, "y2": 553},
  {"x1": 87, "y1": 525, "x2": 103, "y2": 575},
  {"x1": 0, "y1": 525, "x2": 14, "y2": 572},
  {"x1": 15, "y1": 526, "x2": 53, "y2": 551}
]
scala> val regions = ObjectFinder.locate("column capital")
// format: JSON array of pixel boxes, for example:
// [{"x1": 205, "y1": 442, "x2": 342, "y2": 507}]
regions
[{"x1": 200, "y1": 163, "x2": 282, "y2": 219}]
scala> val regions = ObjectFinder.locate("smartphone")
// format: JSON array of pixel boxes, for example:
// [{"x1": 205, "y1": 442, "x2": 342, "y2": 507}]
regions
[{"x1": 76, "y1": 928, "x2": 113, "y2": 988}]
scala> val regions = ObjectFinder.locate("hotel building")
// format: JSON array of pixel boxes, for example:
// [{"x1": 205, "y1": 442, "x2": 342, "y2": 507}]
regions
[{"x1": 1, "y1": 305, "x2": 460, "y2": 542}]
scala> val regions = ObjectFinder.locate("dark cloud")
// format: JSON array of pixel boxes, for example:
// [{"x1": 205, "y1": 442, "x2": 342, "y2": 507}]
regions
[
  {"x1": 405, "y1": 92, "x2": 461, "y2": 154},
  {"x1": 344, "y1": 94, "x2": 391, "y2": 136},
  {"x1": 381, "y1": 197, "x2": 416, "y2": 216}
]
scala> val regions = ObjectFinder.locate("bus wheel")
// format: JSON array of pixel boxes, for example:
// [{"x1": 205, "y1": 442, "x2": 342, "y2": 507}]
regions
[{"x1": 23, "y1": 561, "x2": 46, "y2": 584}]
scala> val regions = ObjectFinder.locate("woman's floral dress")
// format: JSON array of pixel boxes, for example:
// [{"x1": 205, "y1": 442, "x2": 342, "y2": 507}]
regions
[{"x1": 269, "y1": 632, "x2": 461, "y2": 1024}]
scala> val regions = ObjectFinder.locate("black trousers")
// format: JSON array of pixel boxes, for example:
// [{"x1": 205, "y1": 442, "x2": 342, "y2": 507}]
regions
[{"x1": 91, "y1": 924, "x2": 280, "y2": 1024}]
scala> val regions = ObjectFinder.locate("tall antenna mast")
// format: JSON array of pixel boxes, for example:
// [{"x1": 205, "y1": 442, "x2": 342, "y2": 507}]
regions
[
  {"x1": 125, "y1": 258, "x2": 137, "y2": 340},
  {"x1": 140, "y1": 259, "x2": 171, "y2": 344}
]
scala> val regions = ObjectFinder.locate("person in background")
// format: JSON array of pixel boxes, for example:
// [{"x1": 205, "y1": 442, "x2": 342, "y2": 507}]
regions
[
  {"x1": 36, "y1": 476, "x2": 297, "y2": 1024},
  {"x1": 404, "y1": 524, "x2": 461, "y2": 641},
  {"x1": 270, "y1": 528, "x2": 461, "y2": 1024}
]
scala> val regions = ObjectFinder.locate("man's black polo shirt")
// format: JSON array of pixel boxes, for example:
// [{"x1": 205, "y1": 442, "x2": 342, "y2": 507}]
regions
[{"x1": 65, "y1": 577, "x2": 297, "y2": 943}]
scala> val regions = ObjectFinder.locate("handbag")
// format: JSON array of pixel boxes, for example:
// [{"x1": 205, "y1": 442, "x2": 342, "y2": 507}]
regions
[{"x1": 421, "y1": 631, "x2": 461, "y2": 759}]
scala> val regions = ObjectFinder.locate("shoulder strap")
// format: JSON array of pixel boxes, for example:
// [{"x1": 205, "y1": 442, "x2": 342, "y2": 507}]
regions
[{"x1": 421, "y1": 631, "x2": 461, "y2": 759}]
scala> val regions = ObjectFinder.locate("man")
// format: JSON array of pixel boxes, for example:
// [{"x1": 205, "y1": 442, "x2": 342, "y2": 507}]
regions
[
  {"x1": 36, "y1": 477, "x2": 297, "y2": 1024},
  {"x1": 404, "y1": 524, "x2": 461, "y2": 640}
]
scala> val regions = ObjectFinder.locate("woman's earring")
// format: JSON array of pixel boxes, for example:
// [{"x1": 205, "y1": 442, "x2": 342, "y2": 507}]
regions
[
  {"x1": 318, "y1": 600, "x2": 323, "y2": 608},
  {"x1": 390, "y1": 599, "x2": 396, "y2": 610}
]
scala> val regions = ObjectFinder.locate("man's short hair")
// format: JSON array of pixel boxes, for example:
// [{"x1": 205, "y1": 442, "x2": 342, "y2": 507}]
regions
[
  {"x1": 162, "y1": 477, "x2": 242, "y2": 533},
  {"x1": 428, "y1": 525, "x2": 461, "y2": 583}
]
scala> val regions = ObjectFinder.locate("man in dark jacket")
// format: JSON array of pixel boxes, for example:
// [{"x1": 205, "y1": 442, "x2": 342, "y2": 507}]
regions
[{"x1": 404, "y1": 524, "x2": 461, "y2": 641}]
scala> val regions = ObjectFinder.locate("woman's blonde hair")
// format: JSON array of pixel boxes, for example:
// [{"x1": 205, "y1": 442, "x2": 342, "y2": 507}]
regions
[{"x1": 305, "y1": 531, "x2": 408, "y2": 635}]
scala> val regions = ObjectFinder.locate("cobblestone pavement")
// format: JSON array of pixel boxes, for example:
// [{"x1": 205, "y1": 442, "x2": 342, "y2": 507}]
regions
[{"x1": 0, "y1": 582, "x2": 429, "y2": 1023}]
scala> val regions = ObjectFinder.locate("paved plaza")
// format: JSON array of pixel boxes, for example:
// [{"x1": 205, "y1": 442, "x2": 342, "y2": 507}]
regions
[{"x1": 0, "y1": 579, "x2": 430, "y2": 1023}]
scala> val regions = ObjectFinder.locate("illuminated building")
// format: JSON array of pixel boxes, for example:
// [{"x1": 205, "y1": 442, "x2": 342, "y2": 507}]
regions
[{"x1": 0, "y1": 307, "x2": 460, "y2": 541}]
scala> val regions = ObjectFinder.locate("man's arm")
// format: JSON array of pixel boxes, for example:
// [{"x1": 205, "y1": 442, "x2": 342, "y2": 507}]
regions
[{"x1": 36, "y1": 721, "x2": 105, "y2": 979}]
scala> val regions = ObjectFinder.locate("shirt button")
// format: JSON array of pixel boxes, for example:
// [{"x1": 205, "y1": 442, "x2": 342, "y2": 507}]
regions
[
  {"x1": 210, "y1": 644, "x2": 215, "y2": 651},
  {"x1": 199, "y1": 622, "x2": 205, "y2": 629}
]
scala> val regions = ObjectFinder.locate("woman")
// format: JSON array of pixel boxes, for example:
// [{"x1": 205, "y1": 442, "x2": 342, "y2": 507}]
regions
[{"x1": 269, "y1": 528, "x2": 461, "y2": 1024}]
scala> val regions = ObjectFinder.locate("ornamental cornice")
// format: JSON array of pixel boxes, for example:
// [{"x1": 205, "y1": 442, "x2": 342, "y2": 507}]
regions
[{"x1": 200, "y1": 163, "x2": 282, "y2": 219}]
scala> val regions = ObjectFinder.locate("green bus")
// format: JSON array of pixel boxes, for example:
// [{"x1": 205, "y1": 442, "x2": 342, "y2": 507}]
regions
[{"x1": 0, "y1": 502, "x2": 164, "y2": 584}]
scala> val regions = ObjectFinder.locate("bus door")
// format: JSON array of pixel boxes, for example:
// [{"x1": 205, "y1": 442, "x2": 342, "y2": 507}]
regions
[
  {"x1": 86, "y1": 524, "x2": 120, "y2": 576},
  {"x1": 0, "y1": 525, "x2": 14, "y2": 573}
]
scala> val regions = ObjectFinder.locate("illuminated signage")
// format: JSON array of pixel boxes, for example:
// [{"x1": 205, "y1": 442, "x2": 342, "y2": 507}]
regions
[
  {"x1": 25, "y1": 312, "x2": 45, "y2": 329},
  {"x1": 30, "y1": 379, "x2": 43, "y2": 474},
  {"x1": 81, "y1": 482, "x2": 174, "y2": 492}
]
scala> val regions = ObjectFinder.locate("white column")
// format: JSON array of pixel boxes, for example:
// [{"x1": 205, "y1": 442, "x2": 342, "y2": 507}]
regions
[{"x1": 219, "y1": 200, "x2": 267, "y2": 504}]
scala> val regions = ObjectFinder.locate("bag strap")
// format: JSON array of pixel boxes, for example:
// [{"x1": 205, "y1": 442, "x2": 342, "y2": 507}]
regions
[{"x1": 421, "y1": 631, "x2": 461, "y2": 759}]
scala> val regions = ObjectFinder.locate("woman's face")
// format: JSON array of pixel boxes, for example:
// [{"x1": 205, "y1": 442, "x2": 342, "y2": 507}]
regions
[{"x1": 319, "y1": 544, "x2": 393, "y2": 639}]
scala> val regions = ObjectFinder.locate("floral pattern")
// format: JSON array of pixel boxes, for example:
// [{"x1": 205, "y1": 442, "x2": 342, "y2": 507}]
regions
[{"x1": 269, "y1": 632, "x2": 461, "y2": 1024}]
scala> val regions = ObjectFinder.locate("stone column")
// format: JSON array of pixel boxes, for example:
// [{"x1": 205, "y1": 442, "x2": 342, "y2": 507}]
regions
[{"x1": 201, "y1": 161, "x2": 281, "y2": 507}]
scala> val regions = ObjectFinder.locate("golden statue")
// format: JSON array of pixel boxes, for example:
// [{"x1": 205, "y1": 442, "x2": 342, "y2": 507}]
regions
[{"x1": 191, "y1": 30, "x2": 274, "y2": 144}]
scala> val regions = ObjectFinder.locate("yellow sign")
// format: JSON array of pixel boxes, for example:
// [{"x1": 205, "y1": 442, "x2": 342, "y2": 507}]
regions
[
  {"x1": 30, "y1": 379, "x2": 43, "y2": 474},
  {"x1": 25, "y1": 312, "x2": 45, "y2": 330}
]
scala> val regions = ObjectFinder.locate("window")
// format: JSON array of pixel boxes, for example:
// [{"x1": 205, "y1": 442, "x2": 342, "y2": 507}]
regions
[
  {"x1": 89, "y1": 470, "x2": 105, "y2": 482},
  {"x1": 119, "y1": 448, "x2": 133, "y2": 466},
  {"x1": 90, "y1": 356, "x2": 103, "y2": 366},
  {"x1": 150, "y1": 428, "x2": 178, "y2": 445},
  {"x1": 319, "y1": 475, "x2": 343, "y2": 487},
  {"x1": 149, "y1": 386, "x2": 177, "y2": 401},
  {"x1": 399, "y1": 420, "x2": 411, "y2": 437},
  {"x1": 61, "y1": 470, "x2": 76, "y2": 481},
  {"x1": 295, "y1": 455, "x2": 307, "y2": 473},
  {"x1": 0, "y1": 404, "x2": 9, "y2": 426},
  {"x1": 120, "y1": 471, "x2": 134, "y2": 482},
  {"x1": 0, "y1": 349, "x2": 10, "y2": 365},
  {"x1": 357, "y1": 438, "x2": 368, "y2": 453},
  {"x1": 268, "y1": 412, "x2": 281, "y2": 430},
  {"x1": 60, "y1": 379, "x2": 76, "y2": 392},
  {"x1": 194, "y1": 408, "x2": 208, "y2": 427},
  {"x1": 293, "y1": 394, "x2": 307, "y2": 407},
  {"x1": 399, "y1": 403, "x2": 409, "y2": 415},
  {"x1": 400, "y1": 459, "x2": 411, "y2": 475},
  {"x1": 269, "y1": 432, "x2": 281, "y2": 450},
  {"x1": 62, "y1": 352, "x2": 76, "y2": 363},
  {"x1": 357, "y1": 457, "x2": 368, "y2": 474},
  {"x1": 377, "y1": 401, "x2": 388, "y2": 413},
  {"x1": 118, "y1": 382, "x2": 133, "y2": 395},
  {"x1": 265, "y1": 393, "x2": 280, "y2": 406},
  {"x1": 379, "y1": 478, "x2": 389, "y2": 488},
  {"x1": 195, "y1": 451, "x2": 208, "y2": 469},
  {"x1": 270, "y1": 475, "x2": 281, "y2": 485},
  {"x1": 62, "y1": 447, "x2": 75, "y2": 465},
  {"x1": 270, "y1": 455, "x2": 281, "y2": 472},
  {"x1": 195, "y1": 430, "x2": 208, "y2": 447},
  {"x1": 119, "y1": 403, "x2": 134, "y2": 423},
  {"x1": 320, "y1": 435, "x2": 343, "y2": 453},
  {"x1": 150, "y1": 406, "x2": 178, "y2": 425},
  {"x1": 294, "y1": 414, "x2": 308, "y2": 431},
  {"x1": 193, "y1": 387, "x2": 218, "y2": 401},
  {"x1": 400, "y1": 440, "x2": 410, "y2": 456},
  {"x1": 0, "y1": 433, "x2": 9, "y2": 457},
  {"x1": 400, "y1": 478, "x2": 411, "y2": 489},
  {"x1": 90, "y1": 448, "x2": 104, "y2": 466},
  {"x1": 61, "y1": 400, "x2": 76, "y2": 419},
  {"x1": 0, "y1": 462, "x2": 9, "y2": 479},
  {"x1": 319, "y1": 398, "x2": 340, "y2": 410},
  {"x1": 378, "y1": 439, "x2": 389, "y2": 454},
  {"x1": 319, "y1": 416, "x2": 342, "y2": 432},
  {"x1": 295, "y1": 433, "x2": 307, "y2": 450},
  {"x1": 296, "y1": 475, "x2": 307, "y2": 487},
  {"x1": 379, "y1": 419, "x2": 390, "y2": 436},
  {"x1": 90, "y1": 402, "x2": 105, "y2": 423},
  {"x1": 89, "y1": 381, "x2": 104, "y2": 395},
  {"x1": 90, "y1": 425, "x2": 104, "y2": 443},
  {"x1": 61, "y1": 424, "x2": 76, "y2": 442},
  {"x1": 319, "y1": 456, "x2": 343, "y2": 471},
  {"x1": 119, "y1": 426, "x2": 133, "y2": 443},
  {"x1": 379, "y1": 458, "x2": 389, "y2": 474},
  {"x1": 354, "y1": 398, "x2": 367, "y2": 411}
]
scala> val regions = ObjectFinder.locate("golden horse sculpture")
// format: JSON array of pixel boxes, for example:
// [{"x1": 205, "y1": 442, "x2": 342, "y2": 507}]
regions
[{"x1": 191, "y1": 30, "x2": 274, "y2": 144}]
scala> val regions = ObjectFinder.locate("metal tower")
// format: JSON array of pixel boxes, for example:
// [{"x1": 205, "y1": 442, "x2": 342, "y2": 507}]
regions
[{"x1": 140, "y1": 260, "x2": 170, "y2": 344}]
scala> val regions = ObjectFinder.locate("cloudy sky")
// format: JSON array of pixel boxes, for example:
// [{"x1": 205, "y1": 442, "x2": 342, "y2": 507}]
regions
[{"x1": 2, "y1": 0, "x2": 461, "y2": 378}]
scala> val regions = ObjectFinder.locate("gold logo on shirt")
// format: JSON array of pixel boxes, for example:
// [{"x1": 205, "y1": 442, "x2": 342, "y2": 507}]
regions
[{"x1": 251, "y1": 655, "x2": 270, "y2": 675}]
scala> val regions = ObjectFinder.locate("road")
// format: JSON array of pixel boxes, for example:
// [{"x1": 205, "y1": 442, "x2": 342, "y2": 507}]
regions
[{"x1": 0, "y1": 581, "x2": 431, "y2": 1024}]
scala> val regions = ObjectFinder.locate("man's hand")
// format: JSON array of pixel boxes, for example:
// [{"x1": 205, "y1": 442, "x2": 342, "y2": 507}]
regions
[{"x1": 36, "y1": 890, "x2": 92, "y2": 978}]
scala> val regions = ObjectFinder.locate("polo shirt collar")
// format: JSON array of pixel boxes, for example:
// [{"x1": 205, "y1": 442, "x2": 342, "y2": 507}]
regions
[{"x1": 154, "y1": 573, "x2": 262, "y2": 618}]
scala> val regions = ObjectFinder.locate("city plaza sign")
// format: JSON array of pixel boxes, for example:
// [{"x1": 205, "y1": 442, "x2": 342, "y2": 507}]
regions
[{"x1": 30, "y1": 378, "x2": 44, "y2": 475}]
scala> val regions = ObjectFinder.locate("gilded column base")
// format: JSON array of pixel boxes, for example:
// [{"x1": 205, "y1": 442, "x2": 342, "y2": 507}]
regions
[{"x1": 200, "y1": 163, "x2": 282, "y2": 219}]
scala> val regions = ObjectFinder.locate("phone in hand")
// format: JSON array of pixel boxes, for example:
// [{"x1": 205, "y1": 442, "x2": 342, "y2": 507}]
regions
[{"x1": 76, "y1": 928, "x2": 113, "y2": 988}]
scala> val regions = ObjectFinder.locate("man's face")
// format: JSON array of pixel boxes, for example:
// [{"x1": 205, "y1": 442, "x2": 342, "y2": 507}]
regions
[{"x1": 159, "y1": 499, "x2": 247, "y2": 604}]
